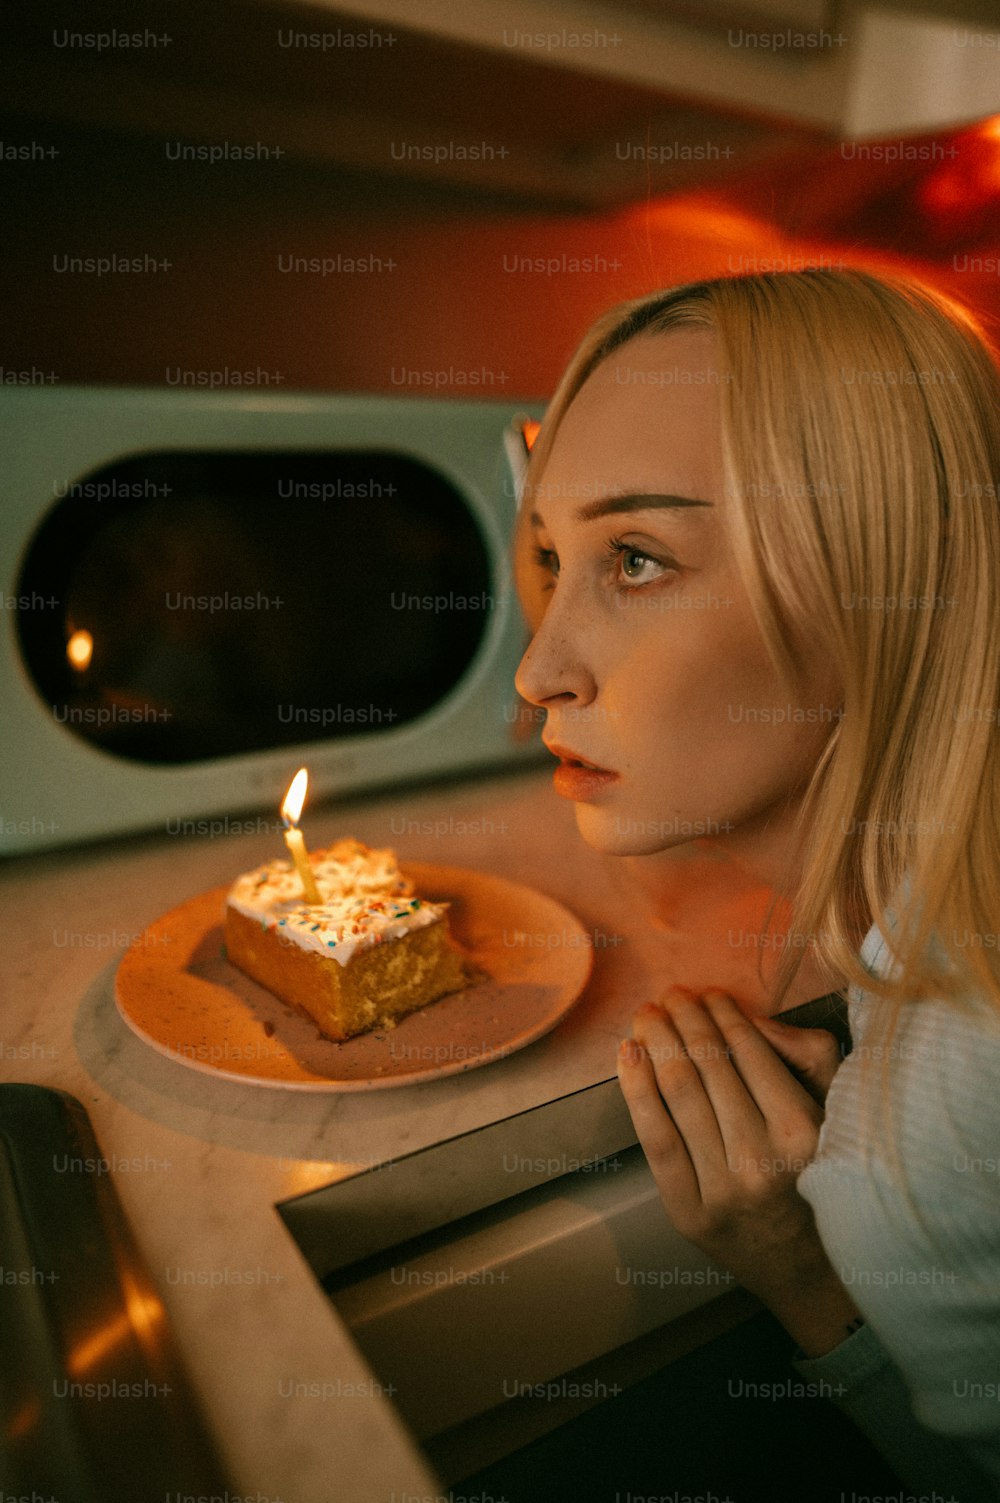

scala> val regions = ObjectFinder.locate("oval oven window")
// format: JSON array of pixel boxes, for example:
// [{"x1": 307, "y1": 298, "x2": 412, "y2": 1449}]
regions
[{"x1": 16, "y1": 450, "x2": 493, "y2": 764}]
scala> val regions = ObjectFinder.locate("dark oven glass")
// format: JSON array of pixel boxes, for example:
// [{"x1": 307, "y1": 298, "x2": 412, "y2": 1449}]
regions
[{"x1": 16, "y1": 450, "x2": 493, "y2": 763}]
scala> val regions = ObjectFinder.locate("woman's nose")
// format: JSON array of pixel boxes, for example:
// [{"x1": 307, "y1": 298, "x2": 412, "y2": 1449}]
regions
[{"x1": 514, "y1": 608, "x2": 594, "y2": 709}]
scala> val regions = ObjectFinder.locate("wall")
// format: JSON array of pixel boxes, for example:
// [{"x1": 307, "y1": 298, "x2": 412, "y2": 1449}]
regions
[{"x1": 2, "y1": 114, "x2": 997, "y2": 399}]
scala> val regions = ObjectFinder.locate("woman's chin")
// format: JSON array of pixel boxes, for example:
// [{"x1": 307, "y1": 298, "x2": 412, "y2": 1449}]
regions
[{"x1": 571, "y1": 802, "x2": 688, "y2": 858}]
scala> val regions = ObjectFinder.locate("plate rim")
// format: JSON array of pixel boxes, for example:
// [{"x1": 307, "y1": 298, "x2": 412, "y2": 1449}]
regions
[{"x1": 114, "y1": 861, "x2": 595, "y2": 1092}]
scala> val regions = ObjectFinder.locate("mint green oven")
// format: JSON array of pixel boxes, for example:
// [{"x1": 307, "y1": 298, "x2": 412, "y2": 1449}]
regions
[{"x1": 1, "y1": 387, "x2": 543, "y2": 852}]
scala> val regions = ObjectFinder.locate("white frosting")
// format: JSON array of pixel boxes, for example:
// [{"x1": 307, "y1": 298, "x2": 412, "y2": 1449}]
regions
[{"x1": 226, "y1": 838, "x2": 446, "y2": 966}]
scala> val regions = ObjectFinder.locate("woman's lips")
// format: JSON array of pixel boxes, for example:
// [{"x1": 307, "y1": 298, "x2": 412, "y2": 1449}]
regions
[{"x1": 544, "y1": 741, "x2": 620, "y2": 801}]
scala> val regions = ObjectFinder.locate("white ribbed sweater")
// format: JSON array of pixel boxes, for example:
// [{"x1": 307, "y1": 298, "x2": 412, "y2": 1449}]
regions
[{"x1": 794, "y1": 920, "x2": 1000, "y2": 1501}]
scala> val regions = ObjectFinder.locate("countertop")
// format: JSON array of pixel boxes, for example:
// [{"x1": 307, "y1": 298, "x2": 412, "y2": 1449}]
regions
[{"x1": 0, "y1": 759, "x2": 831, "y2": 1501}]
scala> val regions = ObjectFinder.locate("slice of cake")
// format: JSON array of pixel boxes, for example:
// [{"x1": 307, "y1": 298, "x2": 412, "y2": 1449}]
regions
[{"x1": 224, "y1": 837, "x2": 474, "y2": 1042}]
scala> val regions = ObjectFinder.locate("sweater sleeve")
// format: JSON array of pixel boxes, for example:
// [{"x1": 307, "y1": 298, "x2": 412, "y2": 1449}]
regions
[
  {"x1": 789, "y1": 932, "x2": 1000, "y2": 1503},
  {"x1": 790, "y1": 1316, "x2": 997, "y2": 1502}
]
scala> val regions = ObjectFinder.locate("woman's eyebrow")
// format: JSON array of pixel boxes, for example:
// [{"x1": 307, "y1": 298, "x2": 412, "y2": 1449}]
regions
[
  {"x1": 529, "y1": 494, "x2": 713, "y2": 530},
  {"x1": 576, "y1": 493, "x2": 713, "y2": 522}
]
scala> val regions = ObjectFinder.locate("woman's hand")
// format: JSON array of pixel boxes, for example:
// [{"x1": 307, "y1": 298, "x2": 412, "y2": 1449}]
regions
[
  {"x1": 617, "y1": 987, "x2": 859, "y2": 1351},
  {"x1": 750, "y1": 1009, "x2": 843, "y2": 1108}
]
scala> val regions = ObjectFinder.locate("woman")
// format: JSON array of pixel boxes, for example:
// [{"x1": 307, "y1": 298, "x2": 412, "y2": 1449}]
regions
[{"x1": 512, "y1": 268, "x2": 1000, "y2": 1498}]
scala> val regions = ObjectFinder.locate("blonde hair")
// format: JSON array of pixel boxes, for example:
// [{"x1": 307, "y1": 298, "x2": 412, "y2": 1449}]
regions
[{"x1": 513, "y1": 268, "x2": 1000, "y2": 1204}]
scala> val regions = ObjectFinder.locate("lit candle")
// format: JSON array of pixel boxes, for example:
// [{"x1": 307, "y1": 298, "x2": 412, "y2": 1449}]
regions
[
  {"x1": 67, "y1": 628, "x2": 93, "y2": 674},
  {"x1": 280, "y1": 767, "x2": 322, "y2": 905}
]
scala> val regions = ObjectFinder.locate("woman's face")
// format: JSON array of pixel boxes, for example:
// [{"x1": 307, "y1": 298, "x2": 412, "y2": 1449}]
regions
[{"x1": 514, "y1": 327, "x2": 842, "y2": 893}]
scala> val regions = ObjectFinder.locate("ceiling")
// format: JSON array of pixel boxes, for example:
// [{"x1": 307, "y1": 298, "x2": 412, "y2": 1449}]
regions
[{"x1": 0, "y1": 0, "x2": 997, "y2": 231}]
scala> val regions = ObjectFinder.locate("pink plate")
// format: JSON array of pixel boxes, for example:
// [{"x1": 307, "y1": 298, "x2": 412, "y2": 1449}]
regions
[{"x1": 114, "y1": 863, "x2": 594, "y2": 1091}]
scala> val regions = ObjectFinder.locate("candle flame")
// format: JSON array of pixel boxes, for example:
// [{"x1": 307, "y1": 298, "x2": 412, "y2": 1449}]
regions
[
  {"x1": 67, "y1": 628, "x2": 93, "y2": 671},
  {"x1": 281, "y1": 766, "x2": 309, "y2": 826}
]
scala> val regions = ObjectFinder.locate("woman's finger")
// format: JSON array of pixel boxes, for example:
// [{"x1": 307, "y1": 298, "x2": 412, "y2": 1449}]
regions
[
  {"x1": 616, "y1": 1034, "x2": 702, "y2": 1219},
  {"x1": 658, "y1": 990, "x2": 766, "y2": 1153},
  {"x1": 698, "y1": 989, "x2": 825, "y2": 1136},
  {"x1": 629, "y1": 997, "x2": 729, "y2": 1198},
  {"x1": 751, "y1": 1013, "x2": 843, "y2": 1105}
]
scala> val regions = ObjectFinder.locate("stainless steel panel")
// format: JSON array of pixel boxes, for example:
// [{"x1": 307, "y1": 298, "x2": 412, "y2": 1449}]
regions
[{"x1": 0, "y1": 1084, "x2": 229, "y2": 1502}]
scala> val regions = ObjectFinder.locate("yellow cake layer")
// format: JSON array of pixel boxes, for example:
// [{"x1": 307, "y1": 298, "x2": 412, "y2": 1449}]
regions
[{"x1": 224, "y1": 905, "x2": 470, "y2": 1042}]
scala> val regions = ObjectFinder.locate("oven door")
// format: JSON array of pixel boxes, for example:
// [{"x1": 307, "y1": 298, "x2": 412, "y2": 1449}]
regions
[{"x1": 1, "y1": 388, "x2": 544, "y2": 852}]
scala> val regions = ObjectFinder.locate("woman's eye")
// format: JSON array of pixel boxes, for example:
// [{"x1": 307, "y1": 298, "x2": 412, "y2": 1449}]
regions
[
  {"x1": 603, "y1": 537, "x2": 673, "y2": 588},
  {"x1": 531, "y1": 544, "x2": 558, "y2": 590},
  {"x1": 530, "y1": 536, "x2": 676, "y2": 594}
]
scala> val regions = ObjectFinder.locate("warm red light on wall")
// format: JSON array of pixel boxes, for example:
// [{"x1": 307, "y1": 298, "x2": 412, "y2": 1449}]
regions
[{"x1": 917, "y1": 116, "x2": 1000, "y2": 227}]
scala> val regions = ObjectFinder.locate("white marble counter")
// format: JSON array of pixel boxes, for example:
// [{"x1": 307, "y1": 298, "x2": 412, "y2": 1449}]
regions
[{"x1": 0, "y1": 760, "x2": 830, "y2": 1501}]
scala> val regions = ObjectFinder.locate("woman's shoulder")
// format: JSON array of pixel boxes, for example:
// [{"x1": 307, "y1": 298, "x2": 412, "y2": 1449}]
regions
[
  {"x1": 847, "y1": 915, "x2": 1000, "y2": 1045},
  {"x1": 827, "y1": 918, "x2": 1000, "y2": 1198}
]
